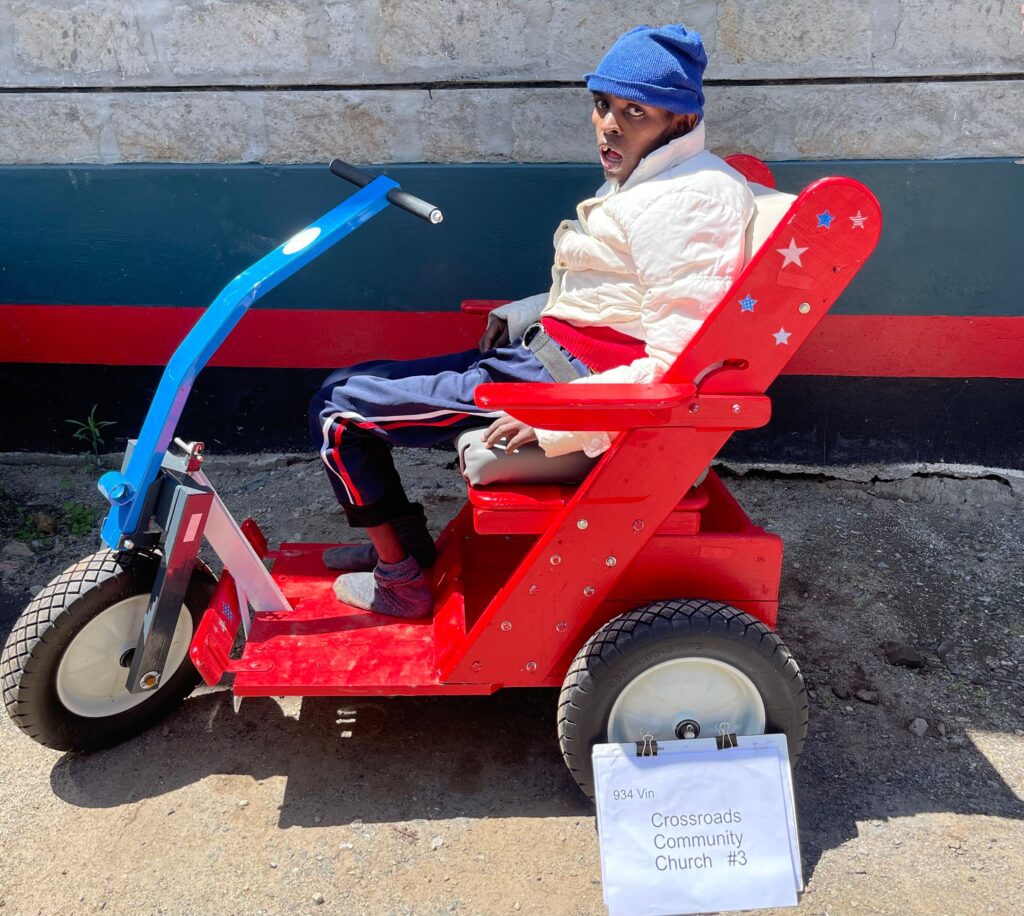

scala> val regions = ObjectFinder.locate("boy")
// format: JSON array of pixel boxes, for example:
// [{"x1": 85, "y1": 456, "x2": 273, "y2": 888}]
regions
[{"x1": 310, "y1": 24, "x2": 755, "y2": 617}]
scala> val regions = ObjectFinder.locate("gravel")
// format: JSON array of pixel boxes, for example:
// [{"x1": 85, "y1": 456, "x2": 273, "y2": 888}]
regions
[{"x1": 1, "y1": 452, "x2": 1022, "y2": 915}]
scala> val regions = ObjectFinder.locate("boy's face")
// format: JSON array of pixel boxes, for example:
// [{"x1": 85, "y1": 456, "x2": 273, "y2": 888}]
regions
[{"x1": 591, "y1": 92, "x2": 698, "y2": 183}]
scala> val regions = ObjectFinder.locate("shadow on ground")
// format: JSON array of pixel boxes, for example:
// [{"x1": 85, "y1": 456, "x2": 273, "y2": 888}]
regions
[
  {"x1": 48, "y1": 684, "x2": 1024, "y2": 881},
  {"x1": 50, "y1": 688, "x2": 589, "y2": 823}
]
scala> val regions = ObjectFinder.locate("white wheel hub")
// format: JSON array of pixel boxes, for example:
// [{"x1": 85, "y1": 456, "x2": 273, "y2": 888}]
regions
[
  {"x1": 607, "y1": 657, "x2": 766, "y2": 743},
  {"x1": 55, "y1": 595, "x2": 192, "y2": 718}
]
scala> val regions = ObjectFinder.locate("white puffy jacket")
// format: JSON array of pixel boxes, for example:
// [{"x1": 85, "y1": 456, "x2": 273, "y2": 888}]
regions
[{"x1": 490, "y1": 121, "x2": 755, "y2": 457}]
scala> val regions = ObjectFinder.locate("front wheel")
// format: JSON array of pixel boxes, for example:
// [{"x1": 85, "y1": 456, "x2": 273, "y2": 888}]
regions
[
  {"x1": 1, "y1": 549, "x2": 215, "y2": 751},
  {"x1": 558, "y1": 599, "x2": 808, "y2": 799}
]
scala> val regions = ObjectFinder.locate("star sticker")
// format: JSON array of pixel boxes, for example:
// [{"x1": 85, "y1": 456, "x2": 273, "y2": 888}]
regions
[
  {"x1": 773, "y1": 327, "x2": 792, "y2": 346},
  {"x1": 776, "y1": 237, "x2": 808, "y2": 268},
  {"x1": 850, "y1": 211, "x2": 868, "y2": 229},
  {"x1": 816, "y1": 210, "x2": 834, "y2": 228},
  {"x1": 739, "y1": 294, "x2": 757, "y2": 312}
]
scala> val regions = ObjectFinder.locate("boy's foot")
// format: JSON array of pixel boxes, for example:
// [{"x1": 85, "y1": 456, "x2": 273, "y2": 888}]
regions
[
  {"x1": 332, "y1": 555, "x2": 433, "y2": 619},
  {"x1": 322, "y1": 507, "x2": 437, "y2": 573}
]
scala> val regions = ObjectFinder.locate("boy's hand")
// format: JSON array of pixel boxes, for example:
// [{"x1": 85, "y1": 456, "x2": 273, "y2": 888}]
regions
[
  {"x1": 482, "y1": 415, "x2": 538, "y2": 452},
  {"x1": 478, "y1": 316, "x2": 510, "y2": 352}
]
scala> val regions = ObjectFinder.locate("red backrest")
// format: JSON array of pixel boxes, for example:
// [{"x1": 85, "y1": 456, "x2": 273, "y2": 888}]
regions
[
  {"x1": 665, "y1": 175, "x2": 882, "y2": 394},
  {"x1": 725, "y1": 153, "x2": 777, "y2": 188}
]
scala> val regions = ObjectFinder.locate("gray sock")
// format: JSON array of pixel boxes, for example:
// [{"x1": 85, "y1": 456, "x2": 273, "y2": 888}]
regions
[{"x1": 333, "y1": 555, "x2": 433, "y2": 619}]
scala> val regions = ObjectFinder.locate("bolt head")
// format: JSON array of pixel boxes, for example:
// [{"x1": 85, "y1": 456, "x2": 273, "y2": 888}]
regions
[
  {"x1": 688, "y1": 403, "x2": 699, "y2": 414},
  {"x1": 528, "y1": 584, "x2": 540, "y2": 595},
  {"x1": 550, "y1": 554, "x2": 561, "y2": 566},
  {"x1": 731, "y1": 403, "x2": 741, "y2": 413},
  {"x1": 632, "y1": 519, "x2": 645, "y2": 532},
  {"x1": 555, "y1": 622, "x2": 568, "y2": 632},
  {"x1": 583, "y1": 586, "x2": 596, "y2": 597},
  {"x1": 500, "y1": 621, "x2": 512, "y2": 632},
  {"x1": 576, "y1": 519, "x2": 588, "y2": 530},
  {"x1": 799, "y1": 302, "x2": 811, "y2": 314},
  {"x1": 675, "y1": 719, "x2": 701, "y2": 740},
  {"x1": 471, "y1": 660, "x2": 482, "y2": 672},
  {"x1": 605, "y1": 556, "x2": 617, "y2": 567},
  {"x1": 525, "y1": 661, "x2": 537, "y2": 672},
  {"x1": 139, "y1": 671, "x2": 160, "y2": 690}
]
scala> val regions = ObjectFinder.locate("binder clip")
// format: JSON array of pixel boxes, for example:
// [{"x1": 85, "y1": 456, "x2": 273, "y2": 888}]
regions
[
  {"x1": 715, "y1": 722, "x2": 738, "y2": 750},
  {"x1": 635, "y1": 733, "x2": 659, "y2": 757}
]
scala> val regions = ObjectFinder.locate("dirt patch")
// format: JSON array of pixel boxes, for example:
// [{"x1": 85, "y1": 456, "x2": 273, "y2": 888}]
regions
[{"x1": 1, "y1": 452, "x2": 1022, "y2": 915}]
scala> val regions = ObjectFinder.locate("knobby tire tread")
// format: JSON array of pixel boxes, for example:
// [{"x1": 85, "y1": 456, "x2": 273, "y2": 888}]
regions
[
  {"x1": 557, "y1": 599, "x2": 807, "y2": 800},
  {"x1": 2, "y1": 549, "x2": 213, "y2": 751},
  {"x1": 2, "y1": 551, "x2": 146, "y2": 747}
]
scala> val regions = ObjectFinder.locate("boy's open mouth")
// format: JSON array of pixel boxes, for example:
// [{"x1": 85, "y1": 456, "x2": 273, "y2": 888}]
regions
[{"x1": 599, "y1": 144, "x2": 624, "y2": 170}]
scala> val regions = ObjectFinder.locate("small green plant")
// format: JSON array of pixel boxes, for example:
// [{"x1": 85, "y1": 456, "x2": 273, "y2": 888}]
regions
[
  {"x1": 62, "y1": 500, "x2": 96, "y2": 538},
  {"x1": 66, "y1": 405, "x2": 115, "y2": 464},
  {"x1": 14, "y1": 514, "x2": 36, "y2": 542},
  {"x1": 13, "y1": 510, "x2": 55, "y2": 548}
]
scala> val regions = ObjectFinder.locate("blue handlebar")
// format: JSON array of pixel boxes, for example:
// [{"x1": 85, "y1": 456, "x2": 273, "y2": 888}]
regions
[{"x1": 100, "y1": 174, "x2": 400, "y2": 548}]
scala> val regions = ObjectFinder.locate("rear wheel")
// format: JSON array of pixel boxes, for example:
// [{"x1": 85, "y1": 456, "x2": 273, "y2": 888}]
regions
[
  {"x1": 558, "y1": 599, "x2": 807, "y2": 799},
  {"x1": 1, "y1": 549, "x2": 215, "y2": 751}
]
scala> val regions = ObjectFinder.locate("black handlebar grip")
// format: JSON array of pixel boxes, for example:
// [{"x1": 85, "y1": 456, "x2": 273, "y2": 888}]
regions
[
  {"x1": 329, "y1": 158, "x2": 374, "y2": 188},
  {"x1": 328, "y1": 158, "x2": 443, "y2": 224}
]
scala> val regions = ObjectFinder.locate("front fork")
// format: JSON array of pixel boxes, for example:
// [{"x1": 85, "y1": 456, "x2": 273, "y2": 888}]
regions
[{"x1": 117, "y1": 439, "x2": 289, "y2": 695}]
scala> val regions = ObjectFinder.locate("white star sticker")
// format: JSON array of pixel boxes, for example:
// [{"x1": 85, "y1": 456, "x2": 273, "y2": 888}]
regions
[
  {"x1": 776, "y1": 237, "x2": 808, "y2": 268},
  {"x1": 773, "y1": 327, "x2": 792, "y2": 346},
  {"x1": 850, "y1": 211, "x2": 868, "y2": 229}
]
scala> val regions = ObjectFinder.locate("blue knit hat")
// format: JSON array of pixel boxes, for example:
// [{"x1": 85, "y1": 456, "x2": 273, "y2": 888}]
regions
[{"x1": 585, "y1": 25, "x2": 707, "y2": 118}]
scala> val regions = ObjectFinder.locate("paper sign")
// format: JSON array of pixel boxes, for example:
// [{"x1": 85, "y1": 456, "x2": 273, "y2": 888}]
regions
[{"x1": 593, "y1": 734, "x2": 801, "y2": 915}]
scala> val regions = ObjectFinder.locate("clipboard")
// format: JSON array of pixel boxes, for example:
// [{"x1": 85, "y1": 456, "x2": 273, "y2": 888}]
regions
[{"x1": 592, "y1": 732, "x2": 802, "y2": 915}]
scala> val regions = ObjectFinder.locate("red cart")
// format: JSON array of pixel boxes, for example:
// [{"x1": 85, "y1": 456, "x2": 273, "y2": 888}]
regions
[{"x1": 2, "y1": 157, "x2": 880, "y2": 798}]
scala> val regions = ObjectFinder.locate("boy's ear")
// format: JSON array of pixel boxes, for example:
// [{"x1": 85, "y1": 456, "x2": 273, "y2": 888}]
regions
[{"x1": 672, "y1": 113, "x2": 699, "y2": 137}]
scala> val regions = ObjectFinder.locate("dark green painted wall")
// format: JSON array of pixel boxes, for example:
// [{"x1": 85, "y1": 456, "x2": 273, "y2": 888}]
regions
[
  {"x1": 1, "y1": 363, "x2": 1022, "y2": 466},
  {"x1": 2, "y1": 159, "x2": 1021, "y2": 317}
]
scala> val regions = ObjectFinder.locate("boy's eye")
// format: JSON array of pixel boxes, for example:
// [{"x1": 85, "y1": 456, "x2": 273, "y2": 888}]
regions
[
  {"x1": 594, "y1": 99, "x2": 608, "y2": 111},
  {"x1": 626, "y1": 105, "x2": 645, "y2": 117}
]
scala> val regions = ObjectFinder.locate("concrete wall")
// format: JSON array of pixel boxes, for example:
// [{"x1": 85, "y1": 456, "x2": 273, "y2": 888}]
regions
[{"x1": 1, "y1": 0, "x2": 1022, "y2": 164}]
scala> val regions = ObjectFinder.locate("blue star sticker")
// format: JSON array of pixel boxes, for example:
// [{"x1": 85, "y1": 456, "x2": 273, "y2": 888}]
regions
[
  {"x1": 739, "y1": 294, "x2": 757, "y2": 312},
  {"x1": 816, "y1": 210, "x2": 834, "y2": 228}
]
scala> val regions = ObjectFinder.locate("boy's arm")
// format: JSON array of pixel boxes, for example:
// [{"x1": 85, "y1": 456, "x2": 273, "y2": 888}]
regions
[{"x1": 535, "y1": 187, "x2": 752, "y2": 458}]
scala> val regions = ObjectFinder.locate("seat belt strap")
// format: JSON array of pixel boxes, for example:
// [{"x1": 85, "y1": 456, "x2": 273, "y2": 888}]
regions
[{"x1": 523, "y1": 324, "x2": 587, "y2": 383}]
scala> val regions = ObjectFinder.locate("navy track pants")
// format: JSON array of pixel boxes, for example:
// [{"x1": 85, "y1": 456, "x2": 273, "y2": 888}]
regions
[{"x1": 309, "y1": 341, "x2": 589, "y2": 527}]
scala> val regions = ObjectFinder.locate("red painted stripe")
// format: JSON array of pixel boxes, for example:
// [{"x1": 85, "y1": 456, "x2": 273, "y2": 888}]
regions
[
  {"x1": 352, "y1": 412, "x2": 474, "y2": 432},
  {"x1": 787, "y1": 315, "x2": 1024, "y2": 379},
  {"x1": 0, "y1": 305, "x2": 485, "y2": 369},
  {"x1": 329, "y1": 418, "x2": 362, "y2": 506},
  {"x1": 1, "y1": 305, "x2": 1021, "y2": 379}
]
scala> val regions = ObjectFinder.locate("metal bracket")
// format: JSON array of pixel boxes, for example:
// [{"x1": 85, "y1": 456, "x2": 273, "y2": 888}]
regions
[
  {"x1": 110, "y1": 440, "x2": 162, "y2": 551},
  {"x1": 170, "y1": 438, "x2": 206, "y2": 475},
  {"x1": 126, "y1": 472, "x2": 212, "y2": 694}
]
